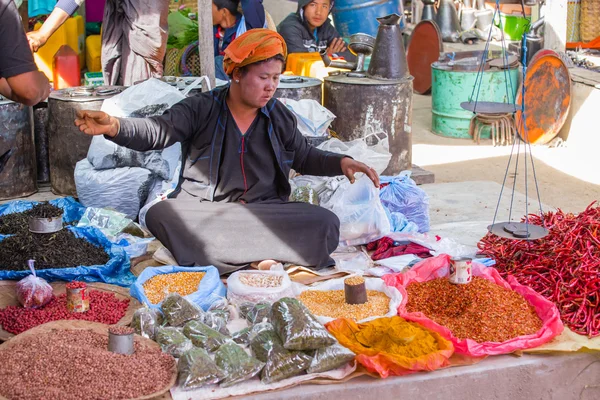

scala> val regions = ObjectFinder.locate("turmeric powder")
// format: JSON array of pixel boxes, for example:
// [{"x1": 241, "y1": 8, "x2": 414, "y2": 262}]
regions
[
  {"x1": 328, "y1": 316, "x2": 440, "y2": 358},
  {"x1": 354, "y1": 317, "x2": 439, "y2": 358}
]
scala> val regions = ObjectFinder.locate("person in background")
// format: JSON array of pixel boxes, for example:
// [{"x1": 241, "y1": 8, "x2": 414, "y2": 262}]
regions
[
  {"x1": 277, "y1": 0, "x2": 355, "y2": 61},
  {"x1": 26, "y1": 0, "x2": 169, "y2": 86},
  {"x1": 74, "y1": 29, "x2": 378, "y2": 274},
  {"x1": 0, "y1": 0, "x2": 50, "y2": 106},
  {"x1": 212, "y1": 0, "x2": 268, "y2": 81}
]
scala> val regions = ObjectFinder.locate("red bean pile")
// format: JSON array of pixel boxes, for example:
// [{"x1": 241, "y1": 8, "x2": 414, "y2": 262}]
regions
[
  {"x1": 109, "y1": 325, "x2": 134, "y2": 335},
  {"x1": 0, "y1": 330, "x2": 175, "y2": 400},
  {"x1": 0, "y1": 290, "x2": 129, "y2": 335},
  {"x1": 479, "y1": 202, "x2": 600, "y2": 337},
  {"x1": 66, "y1": 281, "x2": 87, "y2": 289}
]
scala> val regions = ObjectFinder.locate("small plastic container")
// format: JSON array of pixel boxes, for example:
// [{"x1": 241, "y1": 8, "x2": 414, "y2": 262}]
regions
[{"x1": 53, "y1": 46, "x2": 81, "y2": 90}]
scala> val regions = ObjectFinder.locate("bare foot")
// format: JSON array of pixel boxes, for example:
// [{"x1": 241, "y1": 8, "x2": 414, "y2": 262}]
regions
[{"x1": 250, "y1": 259, "x2": 280, "y2": 270}]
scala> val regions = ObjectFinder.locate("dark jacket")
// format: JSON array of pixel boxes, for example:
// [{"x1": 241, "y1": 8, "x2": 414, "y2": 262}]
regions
[
  {"x1": 277, "y1": 0, "x2": 355, "y2": 61},
  {"x1": 214, "y1": 0, "x2": 266, "y2": 56},
  {"x1": 112, "y1": 87, "x2": 345, "y2": 202}
]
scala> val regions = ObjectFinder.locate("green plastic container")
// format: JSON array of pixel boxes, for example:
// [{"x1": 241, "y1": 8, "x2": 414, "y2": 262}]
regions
[
  {"x1": 498, "y1": 13, "x2": 530, "y2": 41},
  {"x1": 431, "y1": 61, "x2": 519, "y2": 139}
]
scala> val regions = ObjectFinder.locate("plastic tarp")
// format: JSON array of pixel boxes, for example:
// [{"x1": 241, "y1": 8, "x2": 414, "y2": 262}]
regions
[
  {"x1": 383, "y1": 254, "x2": 564, "y2": 357},
  {"x1": 380, "y1": 171, "x2": 430, "y2": 233},
  {"x1": 0, "y1": 226, "x2": 132, "y2": 286},
  {"x1": 130, "y1": 265, "x2": 227, "y2": 312},
  {"x1": 0, "y1": 197, "x2": 133, "y2": 286},
  {"x1": 0, "y1": 197, "x2": 85, "y2": 225}
]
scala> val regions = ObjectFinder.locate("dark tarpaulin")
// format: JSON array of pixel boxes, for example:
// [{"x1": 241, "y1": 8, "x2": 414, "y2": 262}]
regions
[{"x1": 101, "y1": 0, "x2": 169, "y2": 86}]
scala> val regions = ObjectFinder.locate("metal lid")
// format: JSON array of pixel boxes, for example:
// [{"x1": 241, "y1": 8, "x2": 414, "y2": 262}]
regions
[
  {"x1": 407, "y1": 20, "x2": 443, "y2": 94},
  {"x1": 516, "y1": 51, "x2": 571, "y2": 145},
  {"x1": 278, "y1": 76, "x2": 321, "y2": 89},
  {"x1": 324, "y1": 73, "x2": 413, "y2": 86},
  {"x1": 49, "y1": 85, "x2": 125, "y2": 102}
]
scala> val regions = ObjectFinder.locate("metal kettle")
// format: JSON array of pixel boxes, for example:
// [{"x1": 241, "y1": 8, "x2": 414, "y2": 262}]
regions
[
  {"x1": 367, "y1": 14, "x2": 409, "y2": 80},
  {"x1": 435, "y1": 0, "x2": 461, "y2": 43}
]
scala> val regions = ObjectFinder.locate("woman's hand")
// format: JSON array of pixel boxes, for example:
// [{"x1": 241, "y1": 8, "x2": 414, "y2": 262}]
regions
[
  {"x1": 26, "y1": 31, "x2": 48, "y2": 52},
  {"x1": 340, "y1": 157, "x2": 380, "y2": 187},
  {"x1": 74, "y1": 110, "x2": 120, "y2": 137}
]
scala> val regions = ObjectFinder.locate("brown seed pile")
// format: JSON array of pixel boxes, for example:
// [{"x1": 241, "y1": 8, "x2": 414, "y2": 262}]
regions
[
  {"x1": 143, "y1": 271, "x2": 206, "y2": 304},
  {"x1": 109, "y1": 325, "x2": 134, "y2": 335},
  {"x1": 345, "y1": 276, "x2": 365, "y2": 286},
  {"x1": 406, "y1": 277, "x2": 543, "y2": 343},
  {"x1": 238, "y1": 272, "x2": 283, "y2": 288},
  {"x1": 298, "y1": 290, "x2": 390, "y2": 320},
  {"x1": 0, "y1": 330, "x2": 175, "y2": 400}
]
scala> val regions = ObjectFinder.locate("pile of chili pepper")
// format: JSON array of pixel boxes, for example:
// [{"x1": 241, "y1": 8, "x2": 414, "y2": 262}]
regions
[{"x1": 478, "y1": 202, "x2": 600, "y2": 337}]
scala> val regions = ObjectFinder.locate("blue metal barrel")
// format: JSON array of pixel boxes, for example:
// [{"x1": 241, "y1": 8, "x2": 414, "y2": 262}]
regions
[{"x1": 332, "y1": 0, "x2": 404, "y2": 38}]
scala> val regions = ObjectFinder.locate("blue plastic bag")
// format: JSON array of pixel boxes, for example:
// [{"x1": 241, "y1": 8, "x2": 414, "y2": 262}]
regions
[
  {"x1": 0, "y1": 197, "x2": 86, "y2": 224},
  {"x1": 380, "y1": 171, "x2": 430, "y2": 233},
  {"x1": 0, "y1": 226, "x2": 133, "y2": 286},
  {"x1": 130, "y1": 265, "x2": 227, "y2": 311}
]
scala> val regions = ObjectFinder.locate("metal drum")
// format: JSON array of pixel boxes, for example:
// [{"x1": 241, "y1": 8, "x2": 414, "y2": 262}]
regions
[
  {"x1": 332, "y1": 0, "x2": 404, "y2": 38},
  {"x1": 274, "y1": 76, "x2": 322, "y2": 103},
  {"x1": 33, "y1": 103, "x2": 50, "y2": 183},
  {"x1": 47, "y1": 86, "x2": 124, "y2": 196},
  {"x1": 324, "y1": 73, "x2": 413, "y2": 175},
  {"x1": 0, "y1": 100, "x2": 37, "y2": 200},
  {"x1": 431, "y1": 51, "x2": 519, "y2": 139}
]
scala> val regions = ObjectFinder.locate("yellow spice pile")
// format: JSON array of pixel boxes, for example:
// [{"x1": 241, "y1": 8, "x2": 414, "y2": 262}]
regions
[
  {"x1": 142, "y1": 272, "x2": 206, "y2": 304},
  {"x1": 298, "y1": 290, "x2": 390, "y2": 321}
]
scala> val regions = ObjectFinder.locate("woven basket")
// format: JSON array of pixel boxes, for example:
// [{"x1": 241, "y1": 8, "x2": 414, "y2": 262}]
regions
[
  {"x1": 180, "y1": 41, "x2": 203, "y2": 76},
  {"x1": 581, "y1": 0, "x2": 600, "y2": 42},
  {"x1": 164, "y1": 47, "x2": 185, "y2": 76},
  {"x1": 567, "y1": 1, "x2": 581, "y2": 43}
]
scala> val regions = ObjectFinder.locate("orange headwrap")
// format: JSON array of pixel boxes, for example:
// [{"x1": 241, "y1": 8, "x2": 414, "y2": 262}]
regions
[{"x1": 223, "y1": 29, "x2": 288, "y2": 76}]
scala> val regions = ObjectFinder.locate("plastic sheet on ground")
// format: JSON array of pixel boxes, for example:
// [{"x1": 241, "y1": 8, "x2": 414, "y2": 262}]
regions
[
  {"x1": 293, "y1": 277, "x2": 402, "y2": 324},
  {"x1": 170, "y1": 360, "x2": 357, "y2": 400},
  {"x1": 383, "y1": 255, "x2": 564, "y2": 357},
  {"x1": 0, "y1": 226, "x2": 133, "y2": 286},
  {"x1": 130, "y1": 265, "x2": 226, "y2": 312},
  {"x1": 523, "y1": 327, "x2": 600, "y2": 353}
]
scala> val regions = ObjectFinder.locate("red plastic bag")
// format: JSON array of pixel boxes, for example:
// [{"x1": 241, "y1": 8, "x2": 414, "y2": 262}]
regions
[
  {"x1": 16, "y1": 261, "x2": 53, "y2": 309},
  {"x1": 383, "y1": 255, "x2": 564, "y2": 356}
]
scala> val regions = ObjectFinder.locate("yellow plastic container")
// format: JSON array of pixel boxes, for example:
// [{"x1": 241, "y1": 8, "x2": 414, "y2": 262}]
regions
[
  {"x1": 285, "y1": 52, "x2": 342, "y2": 79},
  {"x1": 33, "y1": 15, "x2": 85, "y2": 80},
  {"x1": 86, "y1": 35, "x2": 102, "y2": 72}
]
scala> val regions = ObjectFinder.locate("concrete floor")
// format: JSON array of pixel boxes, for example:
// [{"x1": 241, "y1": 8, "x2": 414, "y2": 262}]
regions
[{"x1": 245, "y1": 352, "x2": 600, "y2": 400}]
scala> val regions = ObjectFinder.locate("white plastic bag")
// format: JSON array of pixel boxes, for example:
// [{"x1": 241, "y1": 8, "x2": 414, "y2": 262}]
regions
[
  {"x1": 88, "y1": 77, "x2": 186, "y2": 174},
  {"x1": 101, "y1": 78, "x2": 187, "y2": 118},
  {"x1": 293, "y1": 276, "x2": 402, "y2": 324},
  {"x1": 277, "y1": 98, "x2": 335, "y2": 137},
  {"x1": 226, "y1": 265, "x2": 294, "y2": 305},
  {"x1": 322, "y1": 175, "x2": 391, "y2": 247},
  {"x1": 317, "y1": 124, "x2": 391, "y2": 174},
  {"x1": 16, "y1": 260, "x2": 53, "y2": 309},
  {"x1": 74, "y1": 159, "x2": 154, "y2": 219}
]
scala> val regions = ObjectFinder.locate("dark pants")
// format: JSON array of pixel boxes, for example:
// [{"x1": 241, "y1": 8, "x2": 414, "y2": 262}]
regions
[{"x1": 146, "y1": 198, "x2": 340, "y2": 274}]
